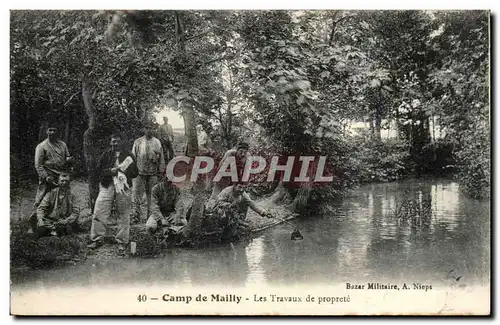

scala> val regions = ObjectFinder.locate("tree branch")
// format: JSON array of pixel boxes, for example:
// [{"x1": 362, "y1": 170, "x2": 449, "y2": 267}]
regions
[
  {"x1": 329, "y1": 15, "x2": 351, "y2": 46},
  {"x1": 186, "y1": 29, "x2": 211, "y2": 41},
  {"x1": 202, "y1": 54, "x2": 233, "y2": 66},
  {"x1": 64, "y1": 90, "x2": 81, "y2": 107}
]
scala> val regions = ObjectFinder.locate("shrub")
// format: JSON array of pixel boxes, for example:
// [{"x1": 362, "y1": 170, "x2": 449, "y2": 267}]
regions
[
  {"x1": 454, "y1": 126, "x2": 490, "y2": 200},
  {"x1": 351, "y1": 135, "x2": 412, "y2": 183}
]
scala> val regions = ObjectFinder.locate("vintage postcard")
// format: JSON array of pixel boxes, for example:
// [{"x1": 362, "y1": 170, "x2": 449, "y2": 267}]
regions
[{"x1": 9, "y1": 9, "x2": 491, "y2": 316}]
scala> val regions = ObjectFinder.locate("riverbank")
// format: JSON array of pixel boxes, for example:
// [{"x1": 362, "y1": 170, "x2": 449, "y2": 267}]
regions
[{"x1": 11, "y1": 178, "x2": 490, "y2": 290}]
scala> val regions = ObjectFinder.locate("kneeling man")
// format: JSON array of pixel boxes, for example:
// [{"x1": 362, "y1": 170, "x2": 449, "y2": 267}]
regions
[
  {"x1": 207, "y1": 183, "x2": 273, "y2": 240},
  {"x1": 146, "y1": 178, "x2": 186, "y2": 233},
  {"x1": 36, "y1": 170, "x2": 79, "y2": 238}
]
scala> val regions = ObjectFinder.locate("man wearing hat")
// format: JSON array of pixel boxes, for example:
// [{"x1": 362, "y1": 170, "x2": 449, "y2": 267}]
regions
[
  {"x1": 145, "y1": 177, "x2": 186, "y2": 234},
  {"x1": 34, "y1": 123, "x2": 74, "y2": 207},
  {"x1": 209, "y1": 142, "x2": 250, "y2": 201},
  {"x1": 159, "y1": 116, "x2": 175, "y2": 162},
  {"x1": 131, "y1": 122, "x2": 166, "y2": 224},
  {"x1": 206, "y1": 182, "x2": 273, "y2": 241}
]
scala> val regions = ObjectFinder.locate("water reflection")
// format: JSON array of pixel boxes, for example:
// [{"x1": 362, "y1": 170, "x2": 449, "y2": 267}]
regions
[
  {"x1": 11, "y1": 179, "x2": 490, "y2": 289},
  {"x1": 245, "y1": 237, "x2": 266, "y2": 286}
]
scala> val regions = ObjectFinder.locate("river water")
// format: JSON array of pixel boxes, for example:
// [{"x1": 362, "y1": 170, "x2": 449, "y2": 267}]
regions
[{"x1": 11, "y1": 178, "x2": 490, "y2": 290}]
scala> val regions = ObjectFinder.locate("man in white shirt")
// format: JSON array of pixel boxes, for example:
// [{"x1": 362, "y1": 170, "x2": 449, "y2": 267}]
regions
[
  {"x1": 196, "y1": 125, "x2": 211, "y2": 152},
  {"x1": 131, "y1": 123, "x2": 166, "y2": 224}
]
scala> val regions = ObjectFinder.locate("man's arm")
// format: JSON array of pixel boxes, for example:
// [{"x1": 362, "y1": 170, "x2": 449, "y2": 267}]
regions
[
  {"x1": 63, "y1": 193, "x2": 79, "y2": 224},
  {"x1": 34, "y1": 145, "x2": 48, "y2": 179},
  {"x1": 216, "y1": 148, "x2": 237, "y2": 170},
  {"x1": 131, "y1": 139, "x2": 138, "y2": 159},
  {"x1": 62, "y1": 142, "x2": 74, "y2": 164},
  {"x1": 63, "y1": 141, "x2": 70, "y2": 157},
  {"x1": 222, "y1": 148, "x2": 237, "y2": 160},
  {"x1": 243, "y1": 192, "x2": 269, "y2": 217},
  {"x1": 98, "y1": 152, "x2": 116, "y2": 177}
]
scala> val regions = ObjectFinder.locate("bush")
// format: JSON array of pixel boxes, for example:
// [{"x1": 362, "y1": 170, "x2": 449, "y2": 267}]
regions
[
  {"x1": 415, "y1": 139, "x2": 455, "y2": 175},
  {"x1": 454, "y1": 126, "x2": 490, "y2": 200},
  {"x1": 351, "y1": 135, "x2": 412, "y2": 183}
]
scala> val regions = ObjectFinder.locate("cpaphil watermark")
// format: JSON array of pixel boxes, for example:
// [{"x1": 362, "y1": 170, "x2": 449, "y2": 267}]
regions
[{"x1": 164, "y1": 155, "x2": 334, "y2": 187}]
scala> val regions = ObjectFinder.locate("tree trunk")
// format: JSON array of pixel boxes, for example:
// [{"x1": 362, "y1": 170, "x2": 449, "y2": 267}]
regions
[
  {"x1": 181, "y1": 102, "x2": 206, "y2": 240},
  {"x1": 38, "y1": 121, "x2": 48, "y2": 142},
  {"x1": 174, "y1": 11, "x2": 205, "y2": 241},
  {"x1": 64, "y1": 112, "x2": 71, "y2": 145},
  {"x1": 374, "y1": 106, "x2": 382, "y2": 141},
  {"x1": 290, "y1": 156, "x2": 317, "y2": 213},
  {"x1": 82, "y1": 78, "x2": 99, "y2": 211},
  {"x1": 182, "y1": 100, "x2": 199, "y2": 156},
  {"x1": 226, "y1": 107, "x2": 233, "y2": 149},
  {"x1": 369, "y1": 118, "x2": 375, "y2": 138},
  {"x1": 374, "y1": 87, "x2": 383, "y2": 141}
]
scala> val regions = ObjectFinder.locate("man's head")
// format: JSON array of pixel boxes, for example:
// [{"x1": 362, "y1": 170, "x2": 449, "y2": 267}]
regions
[
  {"x1": 196, "y1": 125, "x2": 203, "y2": 132},
  {"x1": 58, "y1": 171, "x2": 71, "y2": 189},
  {"x1": 143, "y1": 123, "x2": 154, "y2": 139},
  {"x1": 163, "y1": 116, "x2": 169, "y2": 124},
  {"x1": 233, "y1": 183, "x2": 247, "y2": 195},
  {"x1": 110, "y1": 133, "x2": 122, "y2": 152},
  {"x1": 236, "y1": 142, "x2": 249, "y2": 159},
  {"x1": 46, "y1": 125, "x2": 58, "y2": 141}
]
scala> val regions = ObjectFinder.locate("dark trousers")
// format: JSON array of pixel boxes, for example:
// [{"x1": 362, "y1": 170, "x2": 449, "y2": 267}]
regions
[
  {"x1": 36, "y1": 223, "x2": 75, "y2": 239},
  {"x1": 162, "y1": 140, "x2": 175, "y2": 163}
]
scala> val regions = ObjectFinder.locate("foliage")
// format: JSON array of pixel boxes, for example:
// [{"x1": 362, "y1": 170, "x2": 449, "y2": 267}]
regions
[
  {"x1": 428, "y1": 11, "x2": 490, "y2": 199},
  {"x1": 10, "y1": 10, "x2": 490, "y2": 208},
  {"x1": 454, "y1": 125, "x2": 490, "y2": 200},
  {"x1": 351, "y1": 134, "x2": 412, "y2": 183}
]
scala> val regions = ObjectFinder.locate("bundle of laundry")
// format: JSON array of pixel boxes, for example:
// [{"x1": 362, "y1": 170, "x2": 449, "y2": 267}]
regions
[{"x1": 114, "y1": 156, "x2": 134, "y2": 195}]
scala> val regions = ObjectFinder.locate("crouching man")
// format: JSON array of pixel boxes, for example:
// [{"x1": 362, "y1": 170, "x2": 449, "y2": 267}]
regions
[
  {"x1": 145, "y1": 178, "x2": 186, "y2": 234},
  {"x1": 206, "y1": 183, "x2": 273, "y2": 241},
  {"x1": 88, "y1": 134, "x2": 138, "y2": 255},
  {"x1": 36, "y1": 171, "x2": 79, "y2": 238}
]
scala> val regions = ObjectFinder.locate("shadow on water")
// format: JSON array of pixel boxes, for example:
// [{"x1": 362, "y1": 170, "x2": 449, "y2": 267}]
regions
[{"x1": 11, "y1": 179, "x2": 490, "y2": 290}]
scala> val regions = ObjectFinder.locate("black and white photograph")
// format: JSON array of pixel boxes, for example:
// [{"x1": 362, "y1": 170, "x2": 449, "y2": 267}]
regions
[{"x1": 8, "y1": 8, "x2": 491, "y2": 315}]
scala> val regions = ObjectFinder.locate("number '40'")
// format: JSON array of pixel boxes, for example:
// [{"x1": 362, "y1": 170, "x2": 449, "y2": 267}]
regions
[{"x1": 137, "y1": 294, "x2": 147, "y2": 302}]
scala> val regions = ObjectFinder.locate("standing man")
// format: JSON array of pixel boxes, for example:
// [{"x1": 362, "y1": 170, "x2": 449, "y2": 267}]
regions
[
  {"x1": 36, "y1": 170, "x2": 79, "y2": 238},
  {"x1": 34, "y1": 124, "x2": 73, "y2": 207},
  {"x1": 209, "y1": 142, "x2": 250, "y2": 201},
  {"x1": 196, "y1": 125, "x2": 211, "y2": 153},
  {"x1": 88, "y1": 134, "x2": 138, "y2": 255},
  {"x1": 131, "y1": 123, "x2": 166, "y2": 224},
  {"x1": 159, "y1": 116, "x2": 175, "y2": 163}
]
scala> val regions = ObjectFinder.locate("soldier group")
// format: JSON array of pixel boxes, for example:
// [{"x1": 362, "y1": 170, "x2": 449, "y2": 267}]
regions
[{"x1": 30, "y1": 118, "x2": 272, "y2": 255}]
